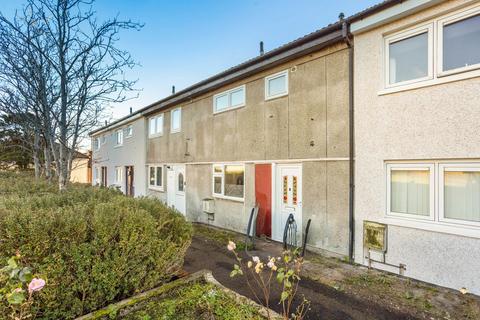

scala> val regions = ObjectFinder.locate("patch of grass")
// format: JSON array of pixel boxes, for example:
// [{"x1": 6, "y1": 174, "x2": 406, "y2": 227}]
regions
[
  {"x1": 122, "y1": 282, "x2": 264, "y2": 320},
  {"x1": 194, "y1": 224, "x2": 253, "y2": 251}
]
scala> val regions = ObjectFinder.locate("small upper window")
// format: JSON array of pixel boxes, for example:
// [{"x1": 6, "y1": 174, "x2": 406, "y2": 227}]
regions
[
  {"x1": 115, "y1": 129, "x2": 123, "y2": 146},
  {"x1": 213, "y1": 85, "x2": 246, "y2": 113},
  {"x1": 149, "y1": 114, "x2": 163, "y2": 137},
  {"x1": 94, "y1": 137, "x2": 100, "y2": 151},
  {"x1": 265, "y1": 70, "x2": 288, "y2": 100},
  {"x1": 385, "y1": 25, "x2": 432, "y2": 86},
  {"x1": 125, "y1": 125, "x2": 133, "y2": 137},
  {"x1": 171, "y1": 108, "x2": 181, "y2": 133},
  {"x1": 440, "y1": 10, "x2": 480, "y2": 74}
]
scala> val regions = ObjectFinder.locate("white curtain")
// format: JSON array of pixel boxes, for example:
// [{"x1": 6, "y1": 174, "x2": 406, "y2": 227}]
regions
[
  {"x1": 444, "y1": 171, "x2": 480, "y2": 222},
  {"x1": 391, "y1": 170, "x2": 429, "y2": 216}
]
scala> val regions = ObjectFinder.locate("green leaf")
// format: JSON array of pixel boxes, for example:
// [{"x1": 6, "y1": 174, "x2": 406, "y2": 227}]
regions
[
  {"x1": 276, "y1": 272, "x2": 285, "y2": 284},
  {"x1": 19, "y1": 267, "x2": 32, "y2": 283},
  {"x1": 280, "y1": 291, "x2": 289, "y2": 302},
  {"x1": 7, "y1": 291, "x2": 25, "y2": 305},
  {"x1": 7, "y1": 257, "x2": 17, "y2": 269}
]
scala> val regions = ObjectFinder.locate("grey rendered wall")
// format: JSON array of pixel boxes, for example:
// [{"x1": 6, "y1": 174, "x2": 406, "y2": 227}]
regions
[
  {"x1": 91, "y1": 117, "x2": 147, "y2": 197},
  {"x1": 354, "y1": 0, "x2": 480, "y2": 293}
]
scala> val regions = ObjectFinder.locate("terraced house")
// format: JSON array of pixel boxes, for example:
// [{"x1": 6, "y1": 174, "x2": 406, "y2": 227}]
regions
[
  {"x1": 91, "y1": 20, "x2": 355, "y2": 258},
  {"x1": 90, "y1": 0, "x2": 480, "y2": 294},
  {"x1": 352, "y1": 0, "x2": 480, "y2": 294}
]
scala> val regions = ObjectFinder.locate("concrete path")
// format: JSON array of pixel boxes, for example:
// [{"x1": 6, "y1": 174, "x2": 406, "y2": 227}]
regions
[{"x1": 184, "y1": 234, "x2": 417, "y2": 320}]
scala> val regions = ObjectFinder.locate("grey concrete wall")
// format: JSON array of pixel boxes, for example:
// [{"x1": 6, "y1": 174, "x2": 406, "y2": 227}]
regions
[
  {"x1": 147, "y1": 43, "x2": 350, "y2": 163},
  {"x1": 145, "y1": 44, "x2": 351, "y2": 257},
  {"x1": 353, "y1": 0, "x2": 480, "y2": 293},
  {"x1": 91, "y1": 116, "x2": 147, "y2": 196}
]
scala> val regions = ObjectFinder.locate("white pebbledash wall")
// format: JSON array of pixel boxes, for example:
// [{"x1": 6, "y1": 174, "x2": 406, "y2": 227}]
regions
[
  {"x1": 353, "y1": 0, "x2": 480, "y2": 294},
  {"x1": 91, "y1": 115, "x2": 147, "y2": 197}
]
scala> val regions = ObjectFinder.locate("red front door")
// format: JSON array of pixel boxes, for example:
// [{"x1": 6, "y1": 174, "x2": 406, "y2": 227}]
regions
[{"x1": 255, "y1": 164, "x2": 272, "y2": 237}]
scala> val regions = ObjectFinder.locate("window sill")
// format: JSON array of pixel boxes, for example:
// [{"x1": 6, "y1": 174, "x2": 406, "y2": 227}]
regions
[
  {"x1": 170, "y1": 129, "x2": 181, "y2": 134},
  {"x1": 378, "y1": 68, "x2": 480, "y2": 96},
  {"x1": 148, "y1": 186, "x2": 164, "y2": 192},
  {"x1": 212, "y1": 194, "x2": 244, "y2": 203},
  {"x1": 265, "y1": 92, "x2": 288, "y2": 101},
  {"x1": 148, "y1": 133, "x2": 163, "y2": 139},
  {"x1": 114, "y1": 144, "x2": 123, "y2": 148},
  {"x1": 213, "y1": 104, "x2": 245, "y2": 115},
  {"x1": 379, "y1": 216, "x2": 480, "y2": 239}
]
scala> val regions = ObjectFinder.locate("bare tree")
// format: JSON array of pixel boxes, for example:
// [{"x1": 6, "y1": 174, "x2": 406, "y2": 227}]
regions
[{"x1": 0, "y1": 0, "x2": 141, "y2": 190}]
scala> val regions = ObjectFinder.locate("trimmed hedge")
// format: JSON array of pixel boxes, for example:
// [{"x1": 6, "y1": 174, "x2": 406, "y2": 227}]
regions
[{"x1": 0, "y1": 172, "x2": 192, "y2": 319}]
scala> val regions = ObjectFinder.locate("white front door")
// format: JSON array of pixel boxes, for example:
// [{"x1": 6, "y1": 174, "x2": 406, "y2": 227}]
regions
[
  {"x1": 273, "y1": 164, "x2": 302, "y2": 244},
  {"x1": 167, "y1": 165, "x2": 186, "y2": 215}
]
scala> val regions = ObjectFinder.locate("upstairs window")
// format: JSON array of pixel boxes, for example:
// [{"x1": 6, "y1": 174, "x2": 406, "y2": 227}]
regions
[
  {"x1": 171, "y1": 108, "x2": 181, "y2": 133},
  {"x1": 265, "y1": 70, "x2": 288, "y2": 100},
  {"x1": 115, "y1": 129, "x2": 123, "y2": 146},
  {"x1": 149, "y1": 114, "x2": 163, "y2": 137},
  {"x1": 125, "y1": 125, "x2": 133, "y2": 138},
  {"x1": 439, "y1": 8, "x2": 480, "y2": 75},
  {"x1": 94, "y1": 137, "x2": 100, "y2": 151},
  {"x1": 213, "y1": 85, "x2": 246, "y2": 114},
  {"x1": 385, "y1": 24, "x2": 432, "y2": 86}
]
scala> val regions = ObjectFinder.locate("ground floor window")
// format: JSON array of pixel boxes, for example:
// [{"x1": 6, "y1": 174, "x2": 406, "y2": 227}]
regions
[
  {"x1": 115, "y1": 166, "x2": 123, "y2": 185},
  {"x1": 149, "y1": 165, "x2": 163, "y2": 191},
  {"x1": 386, "y1": 161, "x2": 480, "y2": 227},
  {"x1": 212, "y1": 164, "x2": 244, "y2": 200}
]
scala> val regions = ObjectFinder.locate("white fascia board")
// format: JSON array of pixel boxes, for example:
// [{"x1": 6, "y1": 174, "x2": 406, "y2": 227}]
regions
[
  {"x1": 90, "y1": 113, "x2": 142, "y2": 137},
  {"x1": 351, "y1": 0, "x2": 443, "y2": 34}
]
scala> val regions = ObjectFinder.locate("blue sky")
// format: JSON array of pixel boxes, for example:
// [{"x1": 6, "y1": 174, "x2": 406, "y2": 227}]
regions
[{"x1": 1, "y1": 0, "x2": 379, "y2": 120}]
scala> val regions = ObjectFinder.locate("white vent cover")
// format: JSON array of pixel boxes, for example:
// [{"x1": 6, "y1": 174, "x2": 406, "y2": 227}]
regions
[{"x1": 202, "y1": 198, "x2": 215, "y2": 214}]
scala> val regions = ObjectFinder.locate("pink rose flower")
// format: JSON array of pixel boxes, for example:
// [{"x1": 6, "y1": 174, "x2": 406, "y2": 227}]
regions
[
  {"x1": 227, "y1": 241, "x2": 236, "y2": 251},
  {"x1": 28, "y1": 278, "x2": 46, "y2": 294}
]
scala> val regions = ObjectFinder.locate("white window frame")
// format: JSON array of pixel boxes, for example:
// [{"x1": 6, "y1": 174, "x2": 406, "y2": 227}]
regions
[
  {"x1": 148, "y1": 165, "x2": 164, "y2": 191},
  {"x1": 212, "y1": 163, "x2": 245, "y2": 202},
  {"x1": 438, "y1": 163, "x2": 480, "y2": 227},
  {"x1": 265, "y1": 70, "x2": 289, "y2": 100},
  {"x1": 114, "y1": 166, "x2": 123, "y2": 185},
  {"x1": 149, "y1": 114, "x2": 164, "y2": 138},
  {"x1": 170, "y1": 107, "x2": 182, "y2": 133},
  {"x1": 386, "y1": 163, "x2": 435, "y2": 221},
  {"x1": 437, "y1": 6, "x2": 480, "y2": 77},
  {"x1": 115, "y1": 129, "x2": 123, "y2": 146},
  {"x1": 94, "y1": 167, "x2": 100, "y2": 185},
  {"x1": 384, "y1": 23, "x2": 434, "y2": 89},
  {"x1": 94, "y1": 137, "x2": 100, "y2": 151},
  {"x1": 125, "y1": 125, "x2": 133, "y2": 138},
  {"x1": 213, "y1": 85, "x2": 246, "y2": 114}
]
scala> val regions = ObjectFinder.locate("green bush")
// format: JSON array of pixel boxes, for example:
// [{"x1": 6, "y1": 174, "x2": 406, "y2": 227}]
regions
[{"x1": 0, "y1": 172, "x2": 192, "y2": 319}]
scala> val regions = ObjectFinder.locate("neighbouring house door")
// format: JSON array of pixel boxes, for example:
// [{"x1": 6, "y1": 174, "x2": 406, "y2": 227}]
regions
[
  {"x1": 167, "y1": 165, "x2": 186, "y2": 215},
  {"x1": 273, "y1": 164, "x2": 302, "y2": 244},
  {"x1": 101, "y1": 166, "x2": 107, "y2": 187},
  {"x1": 125, "y1": 166, "x2": 134, "y2": 197},
  {"x1": 255, "y1": 164, "x2": 272, "y2": 238}
]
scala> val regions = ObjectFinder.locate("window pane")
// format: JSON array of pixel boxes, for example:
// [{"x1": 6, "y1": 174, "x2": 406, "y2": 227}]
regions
[
  {"x1": 171, "y1": 109, "x2": 181, "y2": 131},
  {"x1": 443, "y1": 14, "x2": 480, "y2": 71},
  {"x1": 215, "y1": 94, "x2": 229, "y2": 111},
  {"x1": 149, "y1": 118, "x2": 156, "y2": 135},
  {"x1": 444, "y1": 171, "x2": 480, "y2": 222},
  {"x1": 214, "y1": 176, "x2": 222, "y2": 194},
  {"x1": 230, "y1": 88, "x2": 244, "y2": 107},
  {"x1": 391, "y1": 170, "x2": 430, "y2": 216},
  {"x1": 178, "y1": 173, "x2": 184, "y2": 192},
  {"x1": 126, "y1": 126, "x2": 132, "y2": 136},
  {"x1": 268, "y1": 74, "x2": 286, "y2": 97},
  {"x1": 389, "y1": 32, "x2": 428, "y2": 84},
  {"x1": 116, "y1": 131, "x2": 123, "y2": 145},
  {"x1": 156, "y1": 116, "x2": 163, "y2": 134},
  {"x1": 149, "y1": 167, "x2": 155, "y2": 185},
  {"x1": 224, "y1": 165, "x2": 244, "y2": 198},
  {"x1": 156, "y1": 167, "x2": 162, "y2": 187}
]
